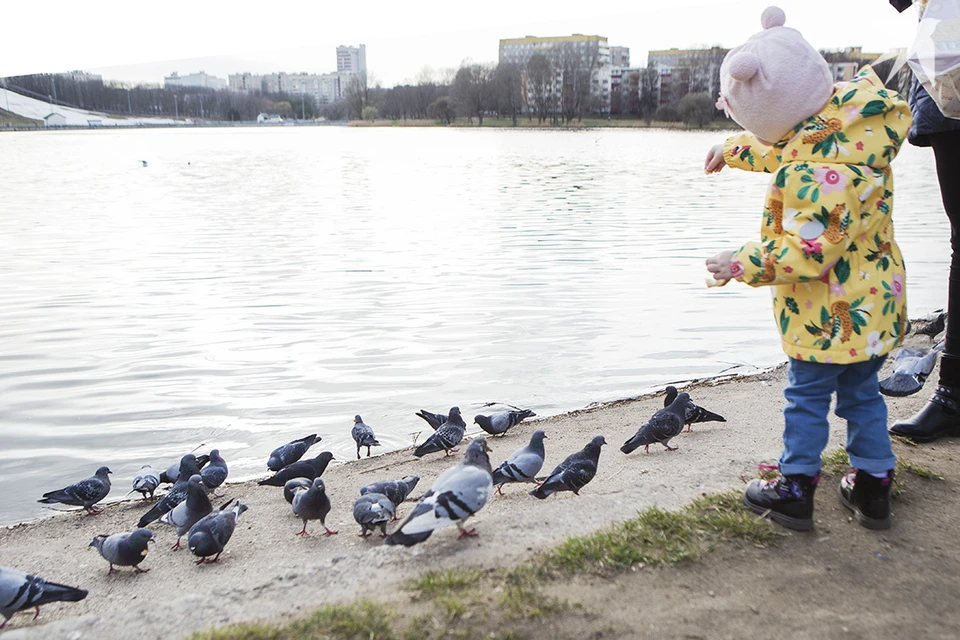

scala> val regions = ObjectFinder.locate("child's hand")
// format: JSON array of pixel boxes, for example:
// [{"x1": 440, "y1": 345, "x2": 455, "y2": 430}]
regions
[
  {"x1": 706, "y1": 251, "x2": 735, "y2": 280},
  {"x1": 704, "y1": 144, "x2": 725, "y2": 174}
]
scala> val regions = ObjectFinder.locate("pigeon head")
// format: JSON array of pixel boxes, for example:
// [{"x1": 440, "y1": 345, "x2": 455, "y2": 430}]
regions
[
  {"x1": 449, "y1": 406, "x2": 461, "y2": 418},
  {"x1": 401, "y1": 475, "x2": 420, "y2": 487},
  {"x1": 311, "y1": 478, "x2": 327, "y2": 492},
  {"x1": 670, "y1": 393, "x2": 691, "y2": 411},
  {"x1": 96, "y1": 466, "x2": 112, "y2": 476},
  {"x1": 188, "y1": 474, "x2": 203, "y2": 485},
  {"x1": 232, "y1": 501, "x2": 249, "y2": 516},
  {"x1": 129, "y1": 528, "x2": 155, "y2": 547},
  {"x1": 531, "y1": 430, "x2": 547, "y2": 443},
  {"x1": 354, "y1": 414, "x2": 363, "y2": 423},
  {"x1": 590, "y1": 435, "x2": 607, "y2": 447},
  {"x1": 464, "y1": 438, "x2": 492, "y2": 467},
  {"x1": 209, "y1": 449, "x2": 222, "y2": 461},
  {"x1": 89, "y1": 534, "x2": 107, "y2": 549}
]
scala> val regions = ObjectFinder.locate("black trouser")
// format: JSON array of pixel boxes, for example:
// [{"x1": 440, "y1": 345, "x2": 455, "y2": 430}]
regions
[{"x1": 930, "y1": 130, "x2": 960, "y2": 386}]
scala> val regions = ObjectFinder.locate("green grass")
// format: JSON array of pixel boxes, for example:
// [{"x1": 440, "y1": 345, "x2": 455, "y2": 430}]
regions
[
  {"x1": 189, "y1": 601, "x2": 396, "y2": 640},
  {"x1": 543, "y1": 490, "x2": 779, "y2": 574},
  {"x1": 408, "y1": 568, "x2": 483, "y2": 597}
]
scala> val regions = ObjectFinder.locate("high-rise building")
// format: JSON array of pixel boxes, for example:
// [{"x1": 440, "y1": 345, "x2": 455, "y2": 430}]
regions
[
  {"x1": 498, "y1": 34, "x2": 612, "y2": 115},
  {"x1": 164, "y1": 71, "x2": 227, "y2": 91},
  {"x1": 646, "y1": 47, "x2": 729, "y2": 107},
  {"x1": 609, "y1": 46, "x2": 630, "y2": 68},
  {"x1": 337, "y1": 45, "x2": 367, "y2": 75},
  {"x1": 228, "y1": 73, "x2": 263, "y2": 92}
]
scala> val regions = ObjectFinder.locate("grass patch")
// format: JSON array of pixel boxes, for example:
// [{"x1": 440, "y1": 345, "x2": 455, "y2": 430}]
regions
[
  {"x1": 190, "y1": 601, "x2": 395, "y2": 640},
  {"x1": 408, "y1": 568, "x2": 483, "y2": 597},
  {"x1": 543, "y1": 490, "x2": 779, "y2": 574}
]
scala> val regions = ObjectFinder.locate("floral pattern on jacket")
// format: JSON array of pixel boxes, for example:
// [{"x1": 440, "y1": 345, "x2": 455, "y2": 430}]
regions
[{"x1": 724, "y1": 66, "x2": 912, "y2": 364}]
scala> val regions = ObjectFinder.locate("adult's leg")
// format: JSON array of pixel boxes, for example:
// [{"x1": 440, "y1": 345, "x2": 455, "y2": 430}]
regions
[{"x1": 891, "y1": 130, "x2": 960, "y2": 441}]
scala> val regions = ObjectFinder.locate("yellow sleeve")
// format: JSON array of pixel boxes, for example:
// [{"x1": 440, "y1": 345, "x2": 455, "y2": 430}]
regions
[
  {"x1": 723, "y1": 132, "x2": 782, "y2": 173},
  {"x1": 730, "y1": 165, "x2": 858, "y2": 286}
]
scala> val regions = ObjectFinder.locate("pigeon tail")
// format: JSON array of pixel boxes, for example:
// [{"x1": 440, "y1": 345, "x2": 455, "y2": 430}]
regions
[
  {"x1": 32, "y1": 582, "x2": 88, "y2": 607},
  {"x1": 879, "y1": 372, "x2": 924, "y2": 397},
  {"x1": 694, "y1": 407, "x2": 726, "y2": 423},
  {"x1": 384, "y1": 528, "x2": 433, "y2": 547},
  {"x1": 620, "y1": 434, "x2": 644, "y2": 455},
  {"x1": 530, "y1": 484, "x2": 556, "y2": 500}
]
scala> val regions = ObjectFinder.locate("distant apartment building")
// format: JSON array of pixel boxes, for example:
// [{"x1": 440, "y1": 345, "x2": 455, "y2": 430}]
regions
[
  {"x1": 285, "y1": 72, "x2": 342, "y2": 105},
  {"x1": 164, "y1": 71, "x2": 227, "y2": 91},
  {"x1": 609, "y1": 46, "x2": 630, "y2": 68},
  {"x1": 610, "y1": 67, "x2": 642, "y2": 115},
  {"x1": 337, "y1": 44, "x2": 367, "y2": 75},
  {"x1": 499, "y1": 34, "x2": 612, "y2": 114},
  {"x1": 229, "y1": 72, "x2": 263, "y2": 92},
  {"x1": 647, "y1": 47, "x2": 729, "y2": 107}
]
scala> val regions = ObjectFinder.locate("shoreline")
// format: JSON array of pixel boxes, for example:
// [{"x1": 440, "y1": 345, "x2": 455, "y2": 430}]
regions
[{"x1": 0, "y1": 331, "x2": 949, "y2": 639}]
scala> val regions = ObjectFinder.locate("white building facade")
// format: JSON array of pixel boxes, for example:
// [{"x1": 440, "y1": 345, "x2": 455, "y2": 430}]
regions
[
  {"x1": 336, "y1": 44, "x2": 367, "y2": 75},
  {"x1": 164, "y1": 71, "x2": 227, "y2": 91}
]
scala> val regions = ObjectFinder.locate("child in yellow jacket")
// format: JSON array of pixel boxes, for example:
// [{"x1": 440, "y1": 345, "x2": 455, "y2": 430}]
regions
[{"x1": 704, "y1": 6, "x2": 911, "y2": 531}]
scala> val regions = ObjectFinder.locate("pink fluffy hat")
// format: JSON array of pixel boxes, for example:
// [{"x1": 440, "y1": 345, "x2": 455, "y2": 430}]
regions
[{"x1": 719, "y1": 6, "x2": 834, "y2": 143}]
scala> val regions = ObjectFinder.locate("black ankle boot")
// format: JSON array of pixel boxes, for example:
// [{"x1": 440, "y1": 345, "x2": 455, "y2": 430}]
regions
[
  {"x1": 743, "y1": 472, "x2": 819, "y2": 531},
  {"x1": 839, "y1": 468, "x2": 893, "y2": 530},
  {"x1": 889, "y1": 385, "x2": 960, "y2": 443}
]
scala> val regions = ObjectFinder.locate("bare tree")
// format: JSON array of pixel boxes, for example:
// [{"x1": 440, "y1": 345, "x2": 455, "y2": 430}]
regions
[
  {"x1": 452, "y1": 63, "x2": 493, "y2": 125},
  {"x1": 638, "y1": 67, "x2": 660, "y2": 124},
  {"x1": 342, "y1": 73, "x2": 368, "y2": 120},
  {"x1": 526, "y1": 54, "x2": 553, "y2": 124},
  {"x1": 493, "y1": 62, "x2": 523, "y2": 125}
]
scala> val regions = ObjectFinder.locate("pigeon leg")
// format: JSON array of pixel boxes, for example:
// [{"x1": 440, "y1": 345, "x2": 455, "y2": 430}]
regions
[
  {"x1": 496, "y1": 483, "x2": 505, "y2": 496},
  {"x1": 683, "y1": 425, "x2": 693, "y2": 433},
  {"x1": 85, "y1": 506, "x2": 103, "y2": 515},
  {"x1": 644, "y1": 445, "x2": 650, "y2": 454},
  {"x1": 108, "y1": 564, "x2": 117, "y2": 574},
  {"x1": 171, "y1": 538, "x2": 182, "y2": 551},
  {"x1": 0, "y1": 618, "x2": 6, "y2": 629},
  {"x1": 134, "y1": 565, "x2": 150, "y2": 574},
  {"x1": 194, "y1": 557, "x2": 207, "y2": 565},
  {"x1": 296, "y1": 523, "x2": 310, "y2": 536},
  {"x1": 456, "y1": 523, "x2": 478, "y2": 539},
  {"x1": 33, "y1": 606, "x2": 41, "y2": 620},
  {"x1": 356, "y1": 446, "x2": 361, "y2": 460},
  {"x1": 366, "y1": 446, "x2": 371, "y2": 457},
  {"x1": 443, "y1": 448, "x2": 460, "y2": 457},
  {"x1": 322, "y1": 526, "x2": 339, "y2": 536},
  {"x1": 662, "y1": 442, "x2": 678, "y2": 451}
]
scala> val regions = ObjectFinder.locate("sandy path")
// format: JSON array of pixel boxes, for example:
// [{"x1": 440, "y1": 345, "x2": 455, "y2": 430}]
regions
[{"x1": 0, "y1": 342, "x2": 942, "y2": 639}]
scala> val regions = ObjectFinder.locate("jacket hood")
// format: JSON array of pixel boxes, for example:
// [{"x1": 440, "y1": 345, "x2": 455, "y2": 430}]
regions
[{"x1": 779, "y1": 65, "x2": 910, "y2": 170}]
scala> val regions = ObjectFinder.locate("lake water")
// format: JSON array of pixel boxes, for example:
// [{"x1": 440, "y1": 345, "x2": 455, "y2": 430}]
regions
[{"x1": 0, "y1": 126, "x2": 948, "y2": 525}]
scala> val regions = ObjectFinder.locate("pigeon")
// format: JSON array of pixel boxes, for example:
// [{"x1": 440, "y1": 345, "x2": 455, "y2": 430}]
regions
[
  {"x1": 89, "y1": 528, "x2": 154, "y2": 574},
  {"x1": 360, "y1": 476, "x2": 421, "y2": 510},
  {"x1": 913, "y1": 310, "x2": 946, "y2": 339},
  {"x1": 413, "y1": 407, "x2": 466, "y2": 457},
  {"x1": 258, "y1": 451, "x2": 334, "y2": 487},
  {"x1": 663, "y1": 385, "x2": 725, "y2": 433},
  {"x1": 267, "y1": 434, "x2": 321, "y2": 471},
  {"x1": 491, "y1": 430, "x2": 547, "y2": 494},
  {"x1": 188, "y1": 500, "x2": 248, "y2": 564},
  {"x1": 353, "y1": 492, "x2": 395, "y2": 537},
  {"x1": 158, "y1": 475, "x2": 213, "y2": 550},
  {"x1": 415, "y1": 409, "x2": 448, "y2": 430},
  {"x1": 137, "y1": 454, "x2": 202, "y2": 527},
  {"x1": 531, "y1": 435, "x2": 606, "y2": 499},
  {"x1": 283, "y1": 477, "x2": 313, "y2": 504},
  {"x1": 621, "y1": 392, "x2": 690, "y2": 454},
  {"x1": 351, "y1": 415, "x2": 381, "y2": 459},
  {"x1": 200, "y1": 449, "x2": 228, "y2": 494},
  {"x1": 38, "y1": 466, "x2": 112, "y2": 515},
  {"x1": 880, "y1": 342, "x2": 944, "y2": 397},
  {"x1": 385, "y1": 438, "x2": 494, "y2": 546},
  {"x1": 0, "y1": 567, "x2": 88, "y2": 629},
  {"x1": 474, "y1": 409, "x2": 536, "y2": 437},
  {"x1": 292, "y1": 478, "x2": 337, "y2": 536},
  {"x1": 159, "y1": 453, "x2": 209, "y2": 484},
  {"x1": 130, "y1": 465, "x2": 161, "y2": 500}
]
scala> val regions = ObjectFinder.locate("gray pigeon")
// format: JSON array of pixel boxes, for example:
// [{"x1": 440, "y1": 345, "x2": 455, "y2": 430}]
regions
[
  {"x1": 138, "y1": 454, "x2": 202, "y2": 528},
  {"x1": 413, "y1": 407, "x2": 466, "y2": 457},
  {"x1": 351, "y1": 415, "x2": 381, "y2": 459},
  {"x1": 415, "y1": 409, "x2": 448, "y2": 430},
  {"x1": 283, "y1": 477, "x2": 313, "y2": 504},
  {"x1": 531, "y1": 435, "x2": 606, "y2": 499},
  {"x1": 159, "y1": 453, "x2": 208, "y2": 484},
  {"x1": 259, "y1": 451, "x2": 334, "y2": 487},
  {"x1": 360, "y1": 476, "x2": 420, "y2": 511},
  {"x1": 474, "y1": 409, "x2": 536, "y2": 437},
  {"x1": 89, "y1": 528, "x2": 154, "y2": 574},
  {"x1": 385, "y1": 438, "x2": 494, "y2": 546},
  {"x1": 267, "y1": 434, "x2": 321, "y2": 471},
  {"x1": 621, "y1": 392, "x2": 690, "y2": 454},
  {"x1": 38, "y1": 466, "x2": 112, "y2": 514},
  {"x1": 158, "y1": 475, "x2": 213, "y2": 550},
  {"x1": 200, "y1": 449, "x2": 228, "y2": 494},
  {"x1": 663, "y1": 386, "x2": 726, "y2": 433},
  {"x1": 0, "y1": 567, "x2": 87, "y2": 628},
  {"x1": 187, "y1": 500, "x2": 248, "y2": 564},
  {"x1": 130, "y1": 465, "x2": 161, "y2": 500},
  {"x1": 913, "y1": 310, "x2": 946, "y2": 339},
  {"x1": 353, "y1": 492, "x2": 395, "y2": 537},
  {"x1": 292, "y1": 477, "x2": 337, "y2": 536},
  {"x1": 880, "y1": 342, "x2": 944, "y2": 397},
  {"x1": 491, "y1": 430, "x2": 547, "y2": 494}
]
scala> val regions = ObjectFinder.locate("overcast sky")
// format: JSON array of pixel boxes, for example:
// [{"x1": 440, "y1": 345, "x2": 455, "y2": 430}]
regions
[{"x1": 0, "y1": 0, "x2": 919, "y2": 86}]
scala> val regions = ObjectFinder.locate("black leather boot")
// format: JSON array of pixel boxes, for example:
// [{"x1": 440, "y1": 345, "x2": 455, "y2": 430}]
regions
[
  {"x1": 838, "y1": 468, "x2": 893, "y2": 530},
  {"x1": 743, "y1": 472, "x2": 819, "y2": 531},
  {"x1": 889, "y1": 385, "x2": 960, "y2": 443}
]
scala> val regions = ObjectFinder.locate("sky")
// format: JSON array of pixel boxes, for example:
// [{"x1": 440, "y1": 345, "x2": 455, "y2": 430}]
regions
[{"x1": 0, "y1": 0, "x2": 920, "y2": 87}]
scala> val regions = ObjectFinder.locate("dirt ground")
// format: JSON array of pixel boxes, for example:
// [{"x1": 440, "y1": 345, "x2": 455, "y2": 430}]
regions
[{"x1": 1, "y1": 332, "x2": 957, "y2": 639}]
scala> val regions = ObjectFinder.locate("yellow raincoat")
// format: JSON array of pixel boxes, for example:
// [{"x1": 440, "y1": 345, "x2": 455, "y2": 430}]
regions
[{"x1": 724, "y1": 66, "x2": 912, "y2": 364}]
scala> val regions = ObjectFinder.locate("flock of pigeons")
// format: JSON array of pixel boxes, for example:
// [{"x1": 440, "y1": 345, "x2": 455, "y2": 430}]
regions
[{"x1": 1, "y1": 388, "x2": 726, "y2": 629}]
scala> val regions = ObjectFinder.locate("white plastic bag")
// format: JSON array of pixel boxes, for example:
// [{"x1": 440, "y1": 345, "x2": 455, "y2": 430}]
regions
[{"x1": 908, "y1": 0, "x2": 960, "y2": 119}]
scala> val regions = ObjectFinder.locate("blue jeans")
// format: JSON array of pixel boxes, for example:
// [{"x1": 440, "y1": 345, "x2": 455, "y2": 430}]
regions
[{"x1": 779, "y1": 357, "x2": 896, "y2": 476}]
